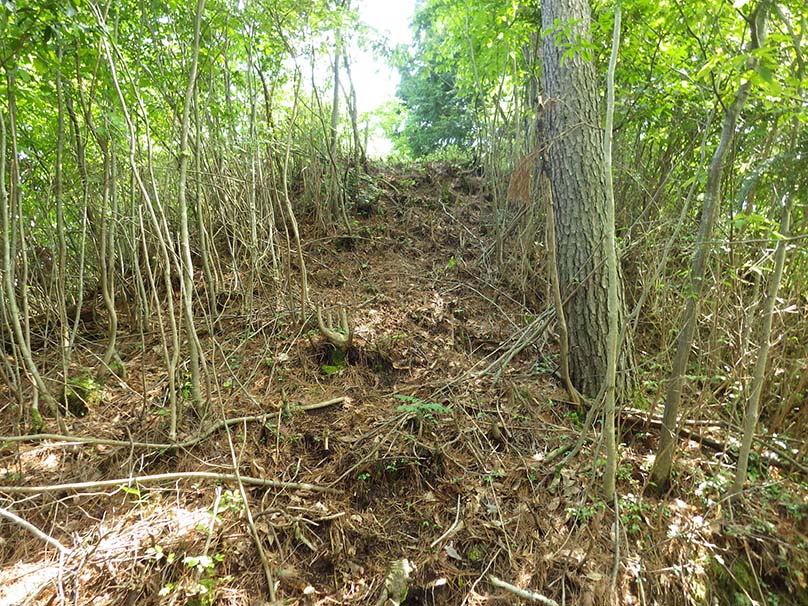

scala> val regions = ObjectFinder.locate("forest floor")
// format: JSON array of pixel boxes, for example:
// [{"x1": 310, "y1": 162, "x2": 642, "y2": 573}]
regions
[{"x1": 1, "y1": 162, "x2": 807, "y2": 606}]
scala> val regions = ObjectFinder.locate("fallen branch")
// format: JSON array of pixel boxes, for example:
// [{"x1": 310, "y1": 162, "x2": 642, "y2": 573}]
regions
[
  {"x1": 430, "y1": 494, "x2": 462, "y2": 548},
  {"x1": 0, "y1": 506, "x2": 70, "y2": 554},
  {"x1": 619, "y1": 408, "x2": 808, "y2": 475},
  {"x1": 300, "y1": 396, "x2": 346, "y2": 412},
  {"x1": 489, "y1": 575, "x2": 558, "y2": 606},
  {"x1": 0, "y1": 472, "x2": 337, "y2": 495},
  {"x1": 0, "y1": 396, "x2": 346, "y2": 450},
  {"x1": 471, "y1": 307, "x2": 555, "y2": 380},
  {"x1": 543, "y1": 397, "x2": 808, "y2": 476}
]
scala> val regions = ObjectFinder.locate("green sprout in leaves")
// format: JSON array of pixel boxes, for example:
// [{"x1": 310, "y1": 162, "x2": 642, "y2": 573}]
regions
[{"x1": 394, "y1": 394, "x2": 451, "y2": 422}]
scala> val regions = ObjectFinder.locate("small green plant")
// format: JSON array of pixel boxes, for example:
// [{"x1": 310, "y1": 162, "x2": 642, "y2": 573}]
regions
[
  {"x1": 357, "y1": 472, "x2": 371, "y2": 481},
  {"x1": 566, "y1": 410, "x2": 582, "y2": 427},
  {"x1": 394, "y1": 394, "x2": 451, "y2": 422},
  {"x1": 184, "y1": 554, "x2": 222, "y2": 573},
  {"x1": 745, "y1": 451, "x2": 770, "y2": 482},
  {"x1": 695, "y1": 470, "x2": 732, "y2": 506},
  {"x1": 181, "y1": 380, "x2": 193, "y2": 399},
  {"x1": 120, "y1": 484, "x2": 149, "y2": 504},
  {"x1": 484, "y1": 469, "x2": 505, "y2": 484},
  {"x1": 145, "y1": 544, "x2": 176, "y2": 564},
  {"x1": 534, "y1": 354, "x2": 558, "y2": 374},
  {"x1": 281, "y1": 402, "x2": 301, "y2": 421},
  {"x1": 565, "y1": 499, "x2": 606, "y2": 524},
  {"x1": 182, "y1": 554, "x2": 229, "y2": 606},
  {"x1": 321, "y1": 363, "x2": 344, "y2": 375},
  {"x1": 620, "y1": 494, "x2": 651, "y2": 535},
  {"x1": 59, "y1": 375, "x2": 102, "y2": 416},
  {"x1": 617, "y1": 463, "x2": 633, "y2": 482},
  {"x1": 220, "y1": 489, "x2": 244, "y2": 514},
  {"x1": 151, "y1": 547, "x2": 228, "y2": 606},
  {"x1": 109, "y1": 359, "x2": 125, "y2": 374},
  {"x1": 384, "y1": 458, "x2": 409, "y2": 480}
]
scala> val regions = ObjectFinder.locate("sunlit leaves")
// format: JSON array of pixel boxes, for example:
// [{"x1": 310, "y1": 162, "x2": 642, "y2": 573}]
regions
[{"x1": 393, "y1": 0, "x2": 538, "y2": 157}]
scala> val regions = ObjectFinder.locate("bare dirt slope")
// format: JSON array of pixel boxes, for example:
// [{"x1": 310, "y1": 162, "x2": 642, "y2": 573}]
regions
[{"x1": 1, "y1": 162, "x2": 806, "y2": 606}]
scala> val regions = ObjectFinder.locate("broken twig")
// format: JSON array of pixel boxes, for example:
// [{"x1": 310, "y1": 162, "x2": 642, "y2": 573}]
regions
[{"x1": 489, "y1": 575, "x2": 559, "y2": 606}]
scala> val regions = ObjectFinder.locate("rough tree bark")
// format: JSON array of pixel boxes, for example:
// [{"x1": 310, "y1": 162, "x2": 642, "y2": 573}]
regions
[{"x1": 540, "y1": 0, "x2": 629, "y2": 397}]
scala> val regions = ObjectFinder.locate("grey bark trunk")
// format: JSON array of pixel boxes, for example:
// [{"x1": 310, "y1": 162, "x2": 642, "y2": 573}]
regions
[{"x1": 540, "y1": 0, "x2": 626, "y2": 397}]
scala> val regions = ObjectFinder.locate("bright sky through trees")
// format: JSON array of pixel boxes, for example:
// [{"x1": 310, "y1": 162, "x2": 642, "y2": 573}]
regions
[
  {"x1": 354, "y1": 0, "x2": 416, "y2": 154},
  {"x1": 355, "y1": 0, "x2": 415, "y2": 112}
]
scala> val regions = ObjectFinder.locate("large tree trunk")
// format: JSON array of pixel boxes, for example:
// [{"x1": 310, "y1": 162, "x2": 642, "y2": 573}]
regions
[{"x1": 540, "y1": 0, "x2": 627, "y2": 397}]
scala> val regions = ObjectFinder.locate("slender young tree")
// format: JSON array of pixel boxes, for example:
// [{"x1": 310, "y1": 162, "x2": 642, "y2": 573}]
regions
[
  {"x1": 729, "y1": 192, "x2": 792, "y2": 499},
  {"x1": 602, "y1": 1, "x2": 622, "y2": 502},
  {"x1": 177, "y1": 0, "x2": 206, "y2": 406},
  {"x1": 1, "y1": 74, "x2": 56, "y2": 426},
  {"x1": 650, "y1": 2, "x2": 770, "y2": 490}
]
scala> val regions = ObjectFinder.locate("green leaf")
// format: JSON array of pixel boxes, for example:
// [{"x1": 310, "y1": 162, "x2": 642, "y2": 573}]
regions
[
  {"x1": 120, "y1": 485, "x2": 141, "y2": 497},
  {"x1": 757, "y1": 64, "x2": 774, "y2": 86}
]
